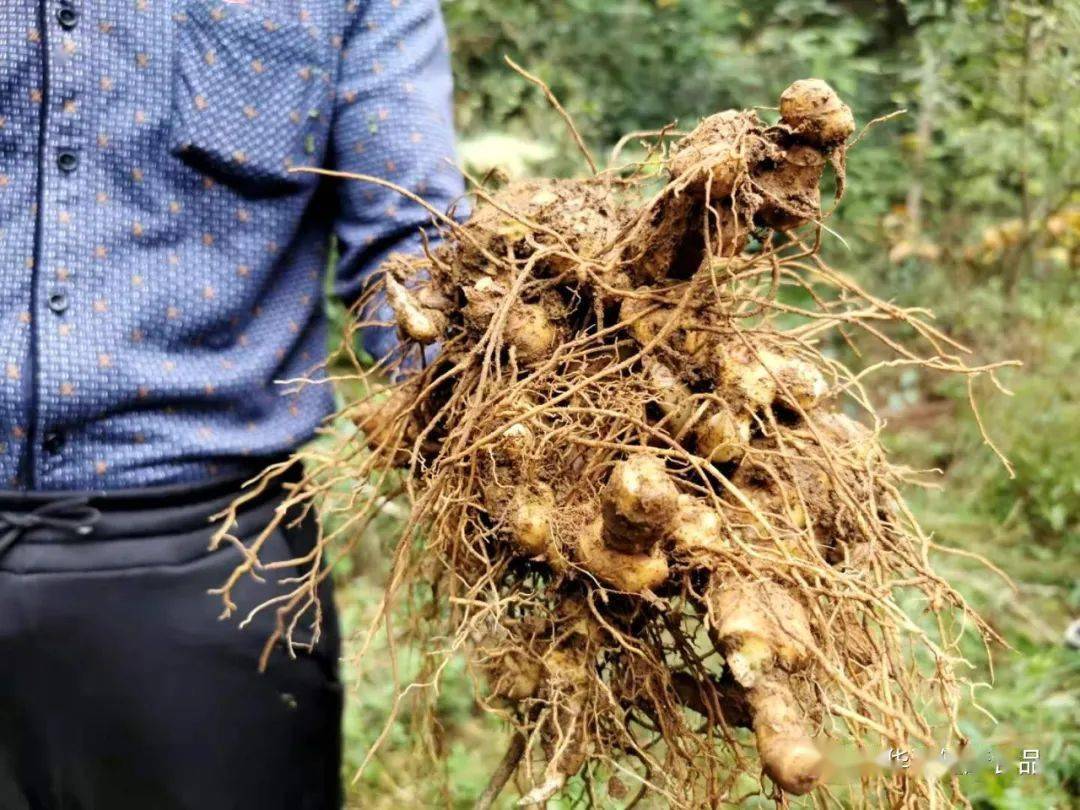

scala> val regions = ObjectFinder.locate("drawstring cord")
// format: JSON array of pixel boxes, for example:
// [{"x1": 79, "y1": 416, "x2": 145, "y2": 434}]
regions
[{"x1": 0, "y1": 497, "x2": 102, "y2": 560}]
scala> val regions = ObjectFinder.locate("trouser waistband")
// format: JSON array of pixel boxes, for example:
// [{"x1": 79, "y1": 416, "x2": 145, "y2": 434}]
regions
[
  {"x1": 0, "y1": 460, "x2": 302, "y2": 574},
  {"x1": 0, "y1": 460, "x2": 297, "y2": 543}
]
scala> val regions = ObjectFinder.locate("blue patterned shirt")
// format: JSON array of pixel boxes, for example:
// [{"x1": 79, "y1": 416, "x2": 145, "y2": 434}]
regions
[{"x1": 0, "y1": 0, "x2": 463, "y2": 490}]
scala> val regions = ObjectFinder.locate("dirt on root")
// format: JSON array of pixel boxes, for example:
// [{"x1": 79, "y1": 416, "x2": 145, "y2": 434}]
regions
[{"x1": 216, "y1": 77, "x2": 1010, "y2": 809}]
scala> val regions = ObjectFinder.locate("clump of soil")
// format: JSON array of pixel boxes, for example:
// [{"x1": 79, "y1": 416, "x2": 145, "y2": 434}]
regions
[{"x1": 218, "y1": 79, "x2": 1009, "y2": 808}]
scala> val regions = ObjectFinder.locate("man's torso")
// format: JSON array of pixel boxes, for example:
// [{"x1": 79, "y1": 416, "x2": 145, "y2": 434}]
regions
[{"x1": 0, "y1": 0, "x2": 348, "y2": 489}]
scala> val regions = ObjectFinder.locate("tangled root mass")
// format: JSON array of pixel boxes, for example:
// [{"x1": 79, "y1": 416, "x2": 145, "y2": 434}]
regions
[{"x1": 217, "y1": 79, "x2": 1010, "y2": 807}]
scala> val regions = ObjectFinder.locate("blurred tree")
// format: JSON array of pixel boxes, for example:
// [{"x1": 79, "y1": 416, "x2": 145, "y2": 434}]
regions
[{"x1": 445, "y1": 0, "x2": 1078, "y2": 309}]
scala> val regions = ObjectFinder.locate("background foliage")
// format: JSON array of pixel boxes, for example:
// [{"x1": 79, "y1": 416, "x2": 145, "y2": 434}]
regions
[{"x1": 333, "y1": 1, "x2": 1079, "y2": 806}]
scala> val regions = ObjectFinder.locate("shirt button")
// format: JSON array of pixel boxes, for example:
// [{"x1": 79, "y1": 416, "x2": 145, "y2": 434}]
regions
[
  {"x1": 48, "y1": 292, "x2": 69, "y2": 314},
  {"x1": 43, "y1": 431, "x2": 66, "y2": 455},
  {"x1": 57, "y1": 151, "x2": 79, "y2": 173},
  {"x1": 57, "y1": 4, "x2": 78, "y2": 30}
]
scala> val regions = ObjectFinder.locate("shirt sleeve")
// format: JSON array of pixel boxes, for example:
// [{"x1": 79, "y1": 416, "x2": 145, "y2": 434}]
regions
[{"x1": 328, "y1": 0, "x2": 464, "y2": 361}]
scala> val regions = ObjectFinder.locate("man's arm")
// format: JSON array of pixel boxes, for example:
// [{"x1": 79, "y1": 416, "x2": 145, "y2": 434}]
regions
[{"x1": 329, "y1": 0, "x2": 464, "y2": 361}]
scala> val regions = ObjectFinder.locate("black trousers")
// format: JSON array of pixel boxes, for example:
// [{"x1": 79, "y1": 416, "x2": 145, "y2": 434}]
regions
[{"x1": 0, "y1": 471, "x2": 343, "y2": 810}]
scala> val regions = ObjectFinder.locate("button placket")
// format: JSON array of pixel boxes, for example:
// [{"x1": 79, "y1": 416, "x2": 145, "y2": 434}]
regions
[{"x1": 35, "y1": 0, "x2": 86, "y2": 482}]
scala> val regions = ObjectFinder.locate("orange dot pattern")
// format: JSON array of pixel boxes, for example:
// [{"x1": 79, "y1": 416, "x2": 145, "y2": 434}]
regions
[{"x1": 0, "y1": 0, "x2": 463, "y2": 488}]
